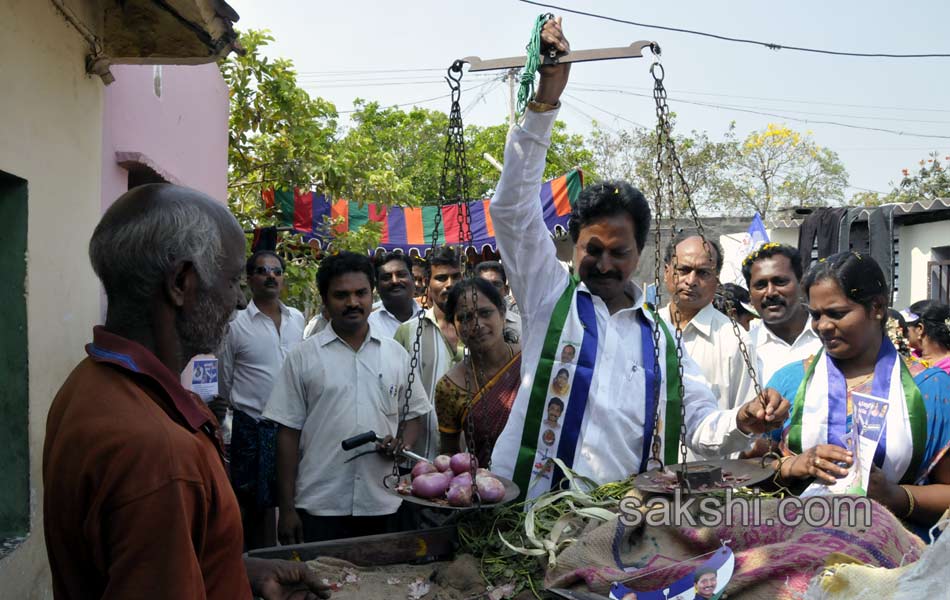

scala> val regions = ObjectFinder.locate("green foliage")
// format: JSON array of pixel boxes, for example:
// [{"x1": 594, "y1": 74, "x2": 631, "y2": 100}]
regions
[
  {"x1": 586, "y1": 121, "x2": 849, "y2": 219},
  {"x1": 337, "y1": 101, "x2": 449, "y2": 205},
  {"x1": 222, "y1": 30, "x2": 339, "y2": 219},
  {"x1": 587, "y1": 121, "x2": 734, "y2": 216},
  {"x1": 466, "y1": 121, "x2": 596, "y2": 197},
  {"x1": 717, "y1": 124, "x2": 849, "y2": 218},
  {"x1": 884, "y1": 152, "x2": 950, "y2": 204}
]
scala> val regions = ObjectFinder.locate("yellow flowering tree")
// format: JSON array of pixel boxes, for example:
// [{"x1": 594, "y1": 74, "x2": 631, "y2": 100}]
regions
[{"x1": 718, "y1": 123, "x2": 848, "y2": 218}]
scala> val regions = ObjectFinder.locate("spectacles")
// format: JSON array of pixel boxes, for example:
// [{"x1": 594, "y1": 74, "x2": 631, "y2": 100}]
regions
[{"x1": 253, "y1": 265, "x2": 283, "y2": 276}]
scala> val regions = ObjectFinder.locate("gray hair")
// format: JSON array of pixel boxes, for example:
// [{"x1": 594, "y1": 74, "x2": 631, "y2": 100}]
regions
[{"x1": 89, "y1": 190, "x2": 224, "y2": 307}]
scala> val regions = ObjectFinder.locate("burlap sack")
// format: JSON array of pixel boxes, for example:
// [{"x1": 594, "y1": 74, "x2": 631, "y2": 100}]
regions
[
  {"x1": 545, "y1": 489, "x2": 924, "y2": 599},
  {"x1": 802, "y1": 510, "x2": 950, "y2": 600}
]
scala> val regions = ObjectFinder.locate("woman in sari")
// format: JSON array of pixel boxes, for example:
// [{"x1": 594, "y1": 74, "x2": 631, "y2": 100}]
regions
[
  {"x1": 904, "y1": 300, "x2": 950, "y2": 374},
  {"x1": 768, "y1": 252, "x2": 950, "y2": 530},
  {"x1": 435, "y1": 277, "x2": 522, "y2": 467}
]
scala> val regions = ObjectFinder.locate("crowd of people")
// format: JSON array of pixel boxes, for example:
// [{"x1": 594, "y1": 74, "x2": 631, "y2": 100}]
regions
[{"x1": 39, "y1": 15, "x2": 950, "y2": 600}]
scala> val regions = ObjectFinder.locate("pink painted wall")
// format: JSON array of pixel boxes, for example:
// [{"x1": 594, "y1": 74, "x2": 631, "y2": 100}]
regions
[{"x1": 101, "y1": 63, "x2": 229, "y2": 211}]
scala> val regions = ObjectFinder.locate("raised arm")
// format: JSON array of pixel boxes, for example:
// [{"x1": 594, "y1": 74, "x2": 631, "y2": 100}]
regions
[{"x1": 489, "y1": 17, "x2": 572, "y2": 316}]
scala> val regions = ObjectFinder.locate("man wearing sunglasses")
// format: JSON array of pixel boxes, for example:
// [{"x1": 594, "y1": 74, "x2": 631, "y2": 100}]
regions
[{"x1": 219, "y1": 250, "x2": 305, "y2": 549}]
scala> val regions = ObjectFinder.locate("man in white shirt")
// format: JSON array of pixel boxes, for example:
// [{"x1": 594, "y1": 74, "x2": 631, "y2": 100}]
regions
[
  {"x1": 265, "y1": 252, "x2": 427, "y2": 544},
  {"x1": 394, "y1": 246, "x2": 464, "y2": 460},
  {"x1": 218, "y1": 250, "x2": 305, "y2": 549},
  {"x1": 660, "y1": 235, "x2": 756, "y2": 412},
  {"x1": 742, "y1": 243, "x2": 822, "y2": 386},
  {"x1": 488, "y1": 17, "x2": 787, "y2": 497},
  {"x1": 475, "y1": 260, "x2": 522, "y2": 341},
  {"x1": 369, "y1": 252, "x2": 421, "y2": 338}
]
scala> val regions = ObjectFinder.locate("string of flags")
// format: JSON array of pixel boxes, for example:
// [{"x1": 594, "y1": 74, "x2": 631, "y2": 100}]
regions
[{"x1": 261, "y1": 169, "x2": 584, "y2": 253}]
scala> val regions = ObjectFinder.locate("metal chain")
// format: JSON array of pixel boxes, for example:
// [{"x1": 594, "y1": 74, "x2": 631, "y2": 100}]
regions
[
  {"x1": 649, "y1": 51, "x2": 766, "y2": 481},
  {"x1": 650, "y1": 56, "x2": 690, "y2": 485},
  {"x1": 647, "y1": 65, "x2": 665, "y2": 472},
  {"x1": 394, "y1": 63, "x2": 467, "y2": 479},
  {"x1": 440, "y1": 60, "x2": 482, "y2": 502}
]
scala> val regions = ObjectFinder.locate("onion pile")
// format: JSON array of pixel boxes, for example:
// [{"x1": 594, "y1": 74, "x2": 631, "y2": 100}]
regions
[{"x1": 404, "y1": 452, "x2": 507, "y2": 506}]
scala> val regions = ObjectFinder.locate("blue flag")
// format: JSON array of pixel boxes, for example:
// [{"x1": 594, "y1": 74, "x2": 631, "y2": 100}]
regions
[{"x1": 748, "y1": 212, "x2": 770, "y2": 248}]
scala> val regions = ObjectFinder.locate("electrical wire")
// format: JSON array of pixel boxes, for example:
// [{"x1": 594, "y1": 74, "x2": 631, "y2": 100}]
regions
[
  {"x1": 563, "y1": 93, "x2": 647, "y2": 128},
  {"x1": 568, "y1": 87, "x2": 950, "y2": 140},
  {"x1": 572, "y1": 87, "x2": 950, "y2": 125},
  {"x1": 334, "y1": 79, "x2": 499, "y2": 114},
  {"x1": 571, "y1": 81, "x2": 950, "y2": 114},
  {"x1": 518, "y1": 0, "x2": 950, "y2": 58}
]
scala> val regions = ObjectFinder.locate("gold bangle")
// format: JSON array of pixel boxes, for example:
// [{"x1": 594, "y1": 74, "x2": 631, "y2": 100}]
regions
[
  {"x1": 900, "y1": 484, "x2": 916, "y2": 518},
  {"x1": 527, "y1": 99, "x2": 559, "y2": 113}
]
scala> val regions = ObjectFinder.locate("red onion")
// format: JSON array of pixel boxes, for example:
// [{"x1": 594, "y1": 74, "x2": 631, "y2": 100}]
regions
[
  {"x1": 476, "y1": 475, "x2": 506, "y2": 503},
  {"x1": 476, "y1": 468, "x2": 493, "y2": 478},
  {"x1": 411, "y1": 472, "x2": 450, "y2": 499},
  {"x1": 450, "y1": 452, "x2": 478, "y2": 475},
  {"x1": 411, "y1": 461, "x2": 438, "y2": 479},
  {"x1": 450, "y1": 472, "x2": 473, "y2": 488},
  {"x1": 446, "y1": 484, "x2": 473, "y2": 507},
  {"x1": 433, "y1": 454, "x2": 452, "y2": 472}
]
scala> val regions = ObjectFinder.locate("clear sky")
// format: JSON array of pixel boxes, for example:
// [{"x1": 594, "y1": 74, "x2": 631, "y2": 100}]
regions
[{"x1": 227, "y1": 0, "x2": 950, "y2": 200}]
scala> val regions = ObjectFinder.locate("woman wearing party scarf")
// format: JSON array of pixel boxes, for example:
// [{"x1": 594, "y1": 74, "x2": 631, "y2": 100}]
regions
[{"x1": 768, "y1": 252, "x2": 950, "y2": 529}]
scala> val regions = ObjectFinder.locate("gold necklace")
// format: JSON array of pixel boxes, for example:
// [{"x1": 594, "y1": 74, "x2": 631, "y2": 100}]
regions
[
  {"x1": 846, "y1": 372, "x2": 874, "y2": 391},
  {"x1": 469, "y1": 343, "x2": 513, "y2": 390}
]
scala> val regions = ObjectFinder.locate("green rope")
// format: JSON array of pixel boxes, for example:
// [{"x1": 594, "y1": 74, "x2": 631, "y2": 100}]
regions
[{"x1": 516, "y1": 14, "x2": 551, "y2": 118}]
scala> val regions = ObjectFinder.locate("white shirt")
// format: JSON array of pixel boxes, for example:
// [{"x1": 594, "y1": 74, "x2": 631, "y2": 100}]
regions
[
  {"x1": 368, "y1": 299, "x2": 422, "y2": 339},
  {"x1": 505, "y1": 309, "x2": 523, "y2": 343},
  {"x1": 262, "y1": 323, "x2": 429, "y2": 516},
  {"x1": 488, "y1": 109, "x2": 753, "y2": 484},
  {"x1": 749, "y1": 316, "x2": 823, "y2": 387},
  {"x1": 658, "y1": 304, "x2": 756, "y2": 411},
  {"x1": 218, "y1": 300, "x2": 305, "y2": 421},
  {"x1": 394, "y1": 309, "x2": 464, "y2": 460},
  {"x1": 303, "y1": 314, "x2": 328, "y2": 339},
  {"x1": 660, "y1": 303, "x2": 758, "y2": 461}
]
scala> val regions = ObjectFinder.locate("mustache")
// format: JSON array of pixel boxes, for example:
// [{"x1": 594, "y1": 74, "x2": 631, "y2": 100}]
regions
[
  {"x1": 588, "y1": 270, "x2": 622, "y2": 281},
  {"x1": 344, "y1": 307, "x2": 364, "y2": 315},
  {"x1": 762, "y1": 297, "x2": 786, "y2": 308}
]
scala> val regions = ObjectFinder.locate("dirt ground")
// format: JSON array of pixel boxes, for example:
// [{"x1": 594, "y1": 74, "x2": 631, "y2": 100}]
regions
[{"x1": 306, "y1": 553, "x2": 501, "y2": 600}]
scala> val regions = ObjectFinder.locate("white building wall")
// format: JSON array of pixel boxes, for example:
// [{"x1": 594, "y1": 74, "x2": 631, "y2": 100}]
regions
[{"x1": 896, "y1": 220, "x2": 950, "y2": 309}]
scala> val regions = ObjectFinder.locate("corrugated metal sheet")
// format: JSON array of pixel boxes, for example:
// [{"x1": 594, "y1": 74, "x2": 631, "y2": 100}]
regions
[{"x1": 766, "y1": 197, "x2": 950, "y2": 229}]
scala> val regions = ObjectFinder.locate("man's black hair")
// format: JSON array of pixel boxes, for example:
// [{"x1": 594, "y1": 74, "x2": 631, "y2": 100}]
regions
[
  {"x1": 548, "y1": 397, "x2": 564, "y2": 410},
  {"x1": 374, "y1": 251, "x2": 412, "y2": 275},
  {"x1": 317, "y1": 251, "x2": 376, "y2": 299},
  {"x1": 426, "y1": 245, "x2": 462, "y2": 281},
  {"x1": 663, "y1": 233, "x2": 724, "y2": 274},
  {"x1": 475, "y1": 260, "x2": 507, "y2": 284},
  {"x1": 741, "y1": 243, "x2": 803, "y2": 287},
  {"x1": 245, "y1": 250, "x2": 285, "y2": 277},
  {"x1": 556, "y1": 367, "x2": 569, "y2": 378},
  {"x1": 567, "y1": 180, "x2": 651, "y2": 252},
  {"x1": 714, "y1": 283, "x2": 755, "y2": 317},
  {"x1": 693, "y1": 567, "x2": 717, "y2": 583}
]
